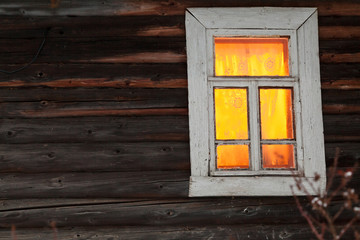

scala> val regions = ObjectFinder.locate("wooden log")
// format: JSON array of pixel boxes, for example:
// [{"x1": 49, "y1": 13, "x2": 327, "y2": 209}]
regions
[
  {"x1": 0, "y1": 142, "x2": 358, "y2": 173},
  {"x1": 321, "y1": 64, "x2": 360, "y2": 80},
  {"x1": 0, "y1": 0, "x2": 359, "y2": 16},
  {"x1": 322, "y1": 80, "x2": 360, "y2": 90},
  {"x1": 0, "y1": 171, "x2": 189, "y2": 199},
  {"x1": 0, "y1": 197, "x2": 356, "y2": 228},
  {"x1": 323, "y1": 115, "x2": 360, "y2": 142},
  {"x1": 319, "y1": 26, "x2": 360, "y2": 39},
  {"x1": 0, "y1": 225, "x2": 353, "y2": 240},
  {"x1": 0, "y1": 37, "x2": 186, "y2": 64},
  {"x1": 322, "y1": 89, "x2": 360, "y2": 114},
  {"x1": 0, "y1": 88, "x2": 188, "y2": 102},
  {"x1": 0, "y1": 142, "x2": 190, "y2": 173},
  {"x1": 0, "y1": 116, "x2": 189, "y2": 144},
  {"x1": 0, "y1": 63, "x2": 188, "y2": 88}
]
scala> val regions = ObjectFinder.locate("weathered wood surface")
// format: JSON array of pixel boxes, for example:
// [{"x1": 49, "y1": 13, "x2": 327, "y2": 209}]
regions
[
  {"x1": 0, "y1": 225, "x2": 355, "y2": 240},
  {"x1": 1, "y1": 115, "x2": 358, "y2": 143},
  {"x1": 0, "y1": 198, "x2": 356, "y2": 228},
  {"x1": 0, "y1": 0, "x2": 359, "y2": 16},
  {"x1": 1, "y1": 116, "x2": 189, "y2": 144},
  {"x1": 0, "y1": 142, "x2": 190, "y2": 173},
  {"x1": 0, "y1": 171, "x2": 189, "y2": 198}
]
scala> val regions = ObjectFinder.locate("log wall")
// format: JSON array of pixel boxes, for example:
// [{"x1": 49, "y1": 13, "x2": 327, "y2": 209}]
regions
[{"x1": 0, "y1": 0, "x2": 359, "y2": 239}]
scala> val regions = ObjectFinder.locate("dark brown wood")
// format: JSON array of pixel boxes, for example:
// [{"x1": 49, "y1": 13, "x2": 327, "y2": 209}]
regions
[
  {"x1": 0, "y1": 198, "x2": 355, "y2": 228},
  {"x1": 0, "y1": 142, "x2": 190, "y2": 173},
  {"x1": 0, "y1": 63, "x2": 187, "y2": 88},
  {"x1": 1, "y1": 116, "x2": 189, "y2": 144},
  {"x1": 323, "y1": 115, "x2": 360, "y2": 142},
  {"x1": 0, "y1": 0, "x2": 359, "y2": 16},
  {"x1": 0, "y1": 225, "x2": 353, "y2": 240},
  {"x1": 0, "y1": 171, "x2": 189, "y2": 199}
]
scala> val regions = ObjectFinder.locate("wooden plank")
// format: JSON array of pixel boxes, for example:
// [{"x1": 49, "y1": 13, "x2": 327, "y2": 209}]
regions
[
  {"x1": 325, "y1": 143, "x2": 360, "y2": 167},
  {"x1": 0, "y1": 225, "x2": 351, "y2": 240},
  {"x1": 321, "y1": 53, "x2": 360, "y2": 63},
  {"x1": 0, "y1": 171, "x2": 189, "y2": 198},
  {"x1": 0, "y1": 0, "x2": 359, "y2": 16},
  {"x1": 0, "y1": 16, "x2": 185, "y2": 38},
  {"x1": 322, "y1": 89, "x2": 360, "y2": 114},
  {"x1": 0, "y1": 116, "x2": 189, "y2": 144},
  {"x1": 0, "y1": 142, "x2": 190, "y2": 173},
  {"x1": 0, "y1": 37, "x2": 186, "y2": 64},
  {"x1": 321, "y1": 64, "x2": 360, "y2": 80},
  {"x1": 322, "y1": 80, "x2": 360, "y2": 90},
  {"x1": 0, "y1": 63, "x2": 187, "y2": 88},
  {"x1": 0, "y1": 88, "x2": 188, "y2": 102},
  {"x1": 320, "y1": 26, "x2": 360, "y2": 39},
  {"x1": 0, "y1": 198, "x2": 356, "y2": 228},
  {"x1": 323, "y1": 115, "x2": 360, "y2": 142}
]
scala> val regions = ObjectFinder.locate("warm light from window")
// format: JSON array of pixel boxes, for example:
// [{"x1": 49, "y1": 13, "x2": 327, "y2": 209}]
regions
[
  {"x1": 217, "y1": 144, "x2": 249, "y2": 169},
  {"x1": 215, "y1": 37, "x2": 289, "y2": 76},
  {"x1": 214, "y1": 88, "x2": 248, "y2": 140}
]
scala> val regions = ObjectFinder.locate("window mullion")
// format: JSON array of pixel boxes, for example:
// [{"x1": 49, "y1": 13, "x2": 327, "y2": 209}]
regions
[{"x1": 249, "y1": 81, "x2": 261, "y2": 171}]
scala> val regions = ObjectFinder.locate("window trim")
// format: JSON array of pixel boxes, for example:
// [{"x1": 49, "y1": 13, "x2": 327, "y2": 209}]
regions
[{"x1": 186, "y1": 7, "x2": 326, "y2": 196}]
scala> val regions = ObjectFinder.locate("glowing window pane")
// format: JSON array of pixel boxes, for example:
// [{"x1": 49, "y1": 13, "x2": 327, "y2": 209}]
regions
[
  {"x1": 215, "y1": 88, "x2": 248, "y2": 140},
  {"x1": 260, "y1": 88, "x2": 294, "y2": 140},
  {"x1": 217, "y1": 144, "x2": 249, "y2": 169},
  {"x1": 262, "y1": 144, "x2": 295, "y2": 169},
  {"x1": 215, "y1": 38, "x2": 289, "y2": 76}
]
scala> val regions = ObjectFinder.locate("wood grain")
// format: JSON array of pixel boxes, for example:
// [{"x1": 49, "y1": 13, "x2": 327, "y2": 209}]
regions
[
  {"x1": 0, "y1": 225, "x2": 353, "y2": 240},
  {"x1": 0, "y1": 142, "x2": 190, "y2": 173},
  {"x1": 0, "y1": 198, "x2": 356, "y2": 228},
  {"x1": 0, "y1": 0, "x2": 359, "y2": 16}
]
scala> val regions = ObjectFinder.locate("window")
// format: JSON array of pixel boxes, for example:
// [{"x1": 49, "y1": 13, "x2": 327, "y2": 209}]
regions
[{"x1": 186, "y1": 7, "x2": 326, "y2": 196}]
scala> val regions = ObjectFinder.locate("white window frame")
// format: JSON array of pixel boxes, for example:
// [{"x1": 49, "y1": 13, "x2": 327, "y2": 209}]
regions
[{"x1": 186, "y1": 7, "x2": 326, "y2": 196}]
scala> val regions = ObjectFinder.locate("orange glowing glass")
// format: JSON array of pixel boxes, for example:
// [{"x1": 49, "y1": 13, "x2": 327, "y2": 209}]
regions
[
  {"x1": 214, "y1": 37, "x2": 289, "y2": 76},
  {"x1": 262, "y1": 144, "x2": 295, "y2": 168},
  {"x1": 217, "y1": 144, "x2": 249, "y2": 169},
  {"x1": 214, "y1": 88, "x2": 248, "y2": 140},
  {"x1": 260, "y1": 88, "x2": 294, "y2": 140}
]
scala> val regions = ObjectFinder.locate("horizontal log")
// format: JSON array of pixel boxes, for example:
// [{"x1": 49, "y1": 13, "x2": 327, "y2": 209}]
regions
[
  {"x1": 319, "y1": 26, "x2": 360, "y2": 39},
  {"x1": 0, "y1": 37, "x2": 186, "y2": 64},
  {"x1": 0, "y1": 197, "x2": 356, "y2": 228},
  {"x1": 0, "y1": 142, "x2": 358, "y2": 173},
  {"x1": 0, "y1": 88, "x2": 188, "y2": 102},
  {"x1": 0, "y1": 171, "x2": 189, "y2": 199},
  {"x1": 321, "y1": 64, "x2": 360, "y2": 80},
  {"x1": 0, "y1": 63, "x2": 188, "y2": 88},
  {"x1": 0, "y1": 142, "x2": 190, "y2": 173},
  {"x1": 321, "y1": 53, "x2": 360, "y2": 63},
  {"x1": 0, "y1": 0, "x2": 359, "y2": 16},
  {"x1": 323, "y1": 115, "x2": 360, "y2": 142},
  {"x1": 322, "y1": 80, "x2": 360, "y2": 90},
  {"x1": 0, "y1": 225, "x2": 354, "y2": 240},
  {"x1": 1, "y1": 116, "x2": 189, "y2": 144}
]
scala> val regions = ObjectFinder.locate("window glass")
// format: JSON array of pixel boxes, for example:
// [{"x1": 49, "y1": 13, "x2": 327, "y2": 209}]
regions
[
  {"x1": 215, "y1": 37, "x2": 289, "y2": 76},
  {"x1": 217, "y1": 144, "x2": 249, "y2": 169},
  {"x1": 260, "y1": 88, "x2": 294, "y2": 140},
  {"x1": 214, "y1": 88, "x2": 248, "y2": 140},
  {"x1": 262, "y1": 144, "x2": 295, "y2": 169}
]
